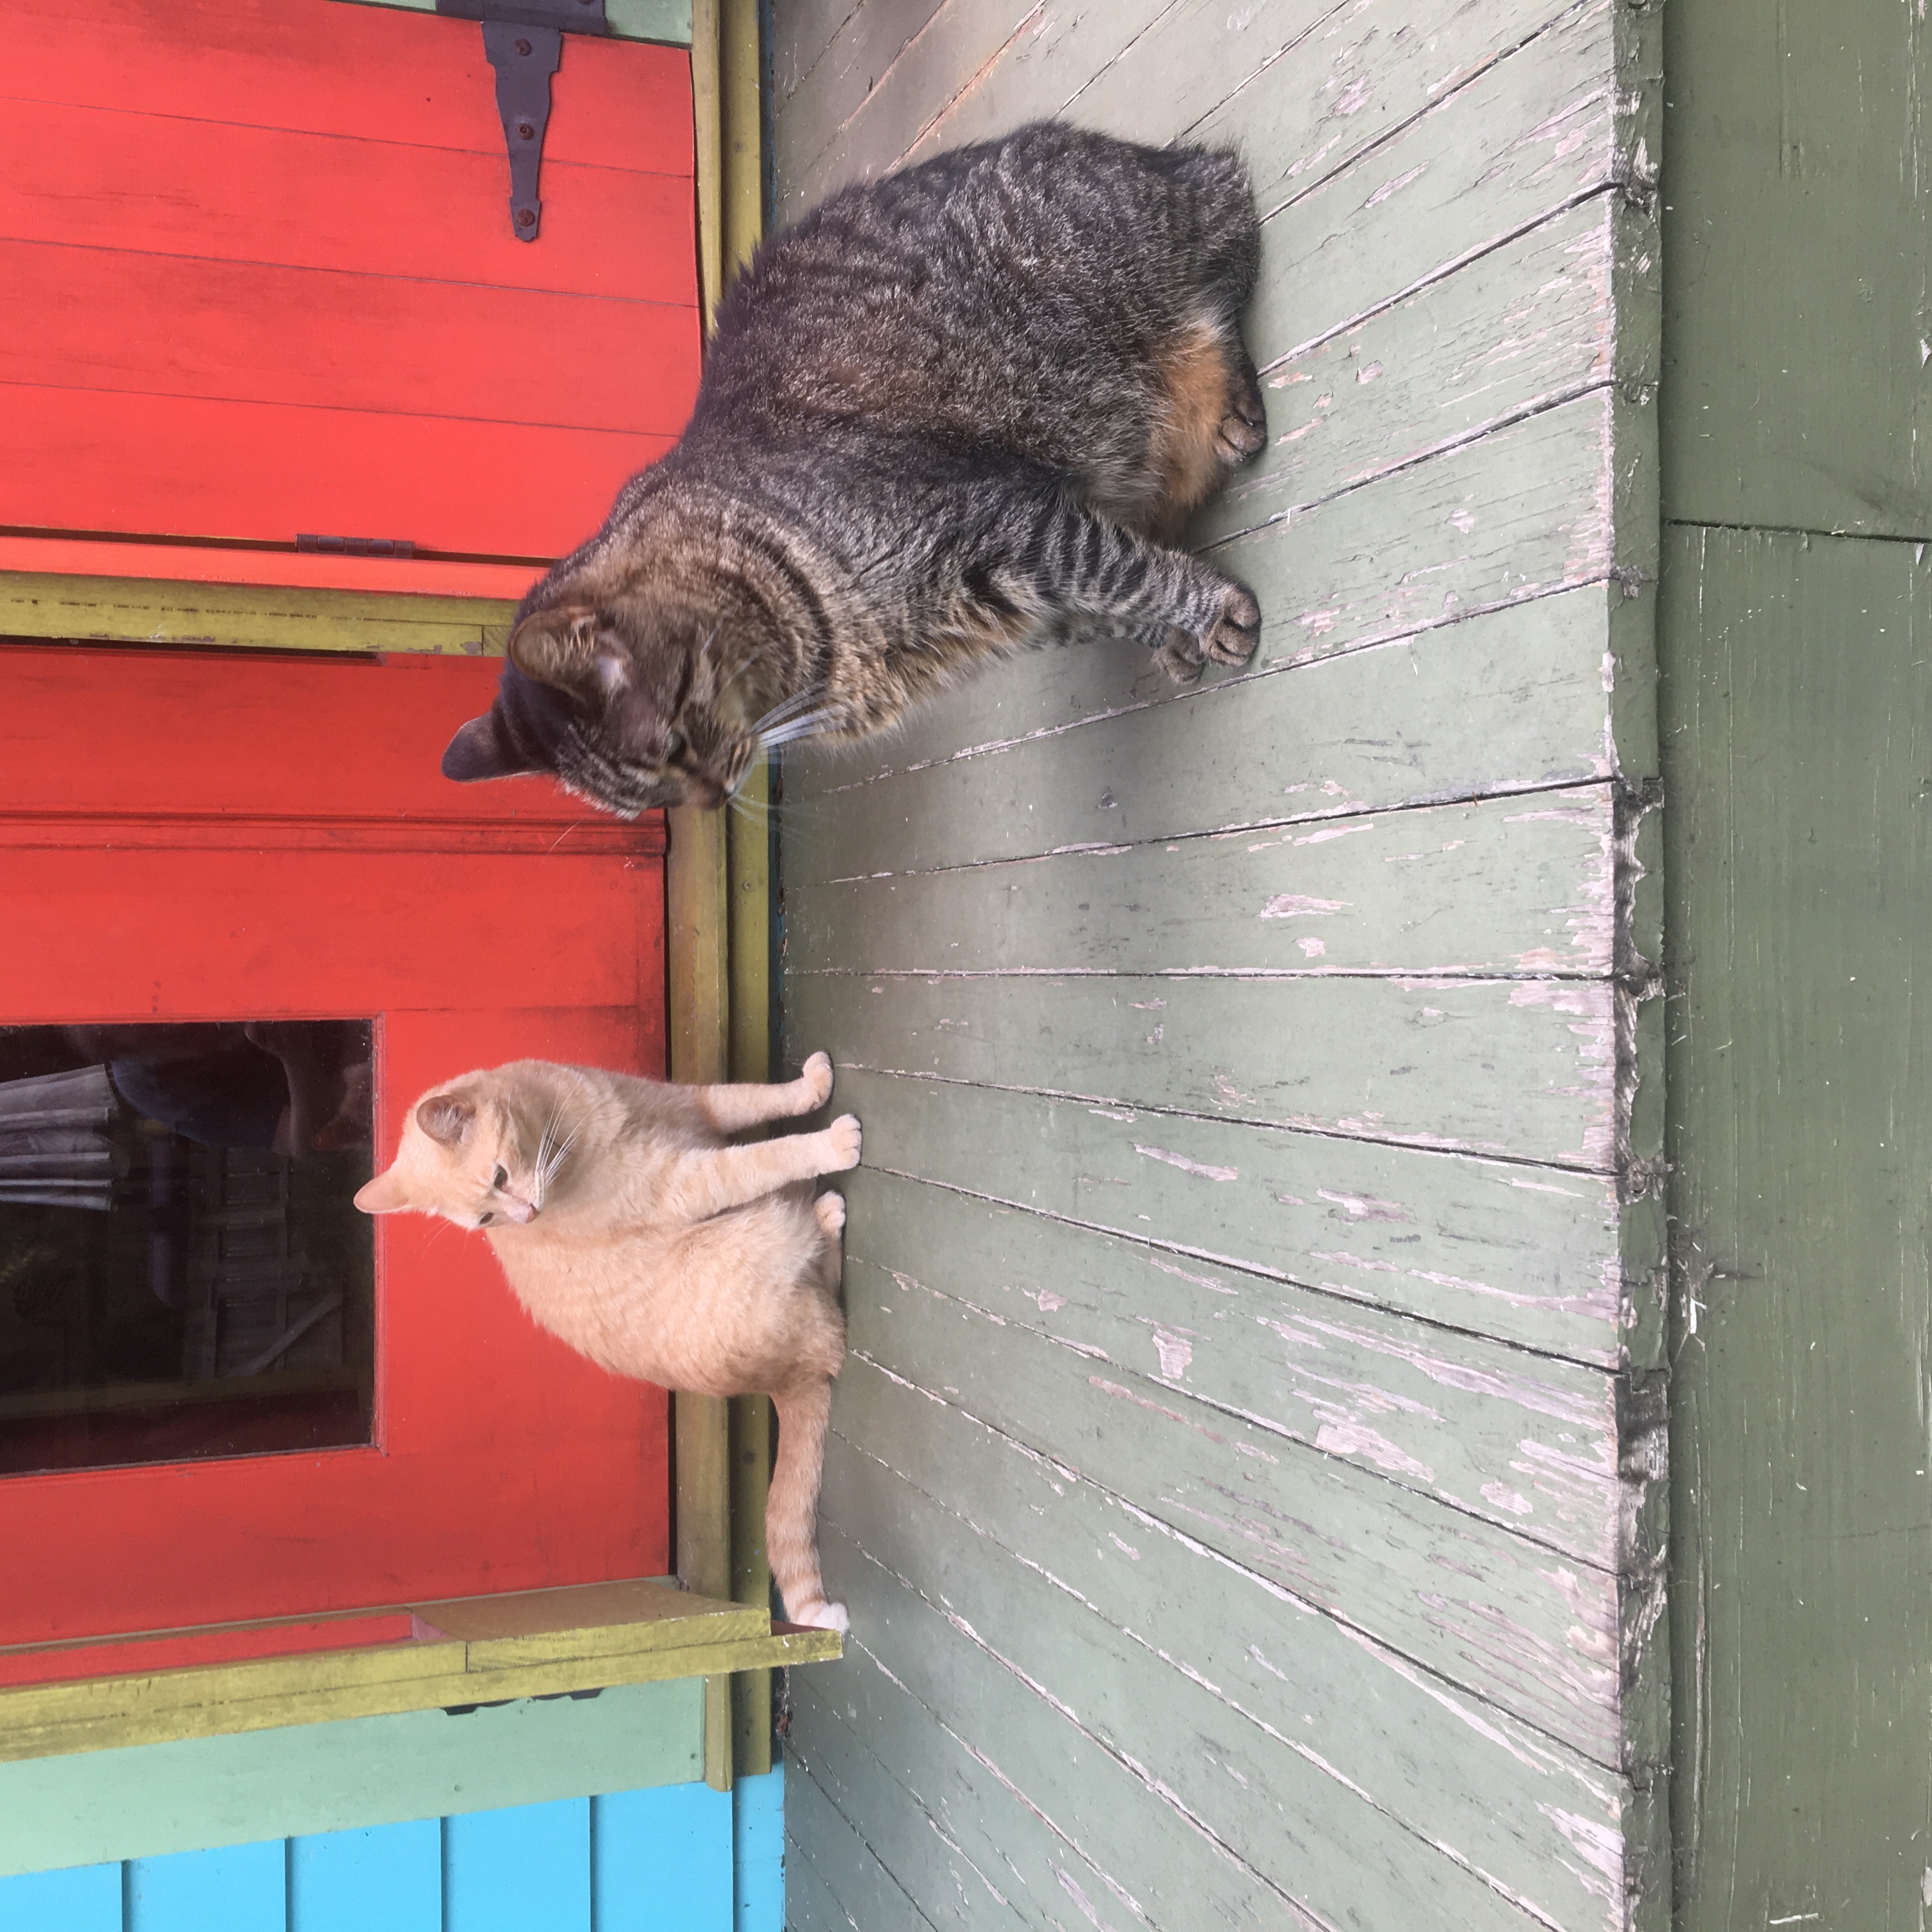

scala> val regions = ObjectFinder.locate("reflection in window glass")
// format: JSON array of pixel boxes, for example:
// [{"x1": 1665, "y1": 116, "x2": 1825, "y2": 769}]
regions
[{"x1": 0, "y1": 1021, "x2": 376, "y2": 1476}]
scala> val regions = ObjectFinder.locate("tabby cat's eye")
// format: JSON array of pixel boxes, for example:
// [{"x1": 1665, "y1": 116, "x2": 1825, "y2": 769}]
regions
[
  {"x1": 662, "y1": 730, "x2": 684, "y2": 760},
  {"x1": 491, "y1": 1165, "x2": 509, "y2": 1189}
]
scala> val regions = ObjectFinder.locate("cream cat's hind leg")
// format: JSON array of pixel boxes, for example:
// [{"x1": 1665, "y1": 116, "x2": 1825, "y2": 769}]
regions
[
  {"x1": 691, "y1": 1051, "x2": 836, "y2": 1134},
  {"x1": 815, "y1": 1190, "x2": 846, "y2": 1237}
]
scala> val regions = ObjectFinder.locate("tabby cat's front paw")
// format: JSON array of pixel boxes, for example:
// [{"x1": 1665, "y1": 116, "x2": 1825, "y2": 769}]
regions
[
  {"x1": 824, "y1": 1114, "x2": 862, "y2": 1171},
  {"x1": 1202, "y1": 580, "x2": 1261, "y2": 666},
  {"x1": 799, "y1": 1050, "x2": 834, "y2": 1109}
]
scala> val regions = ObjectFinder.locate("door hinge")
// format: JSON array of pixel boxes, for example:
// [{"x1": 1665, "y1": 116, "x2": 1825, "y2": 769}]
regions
[
  {"x1": 296, "y1": 534, "x2": 417, "y2": 558},
  {"x1": 436, "y1": 1, "x2": 609, "y2": 242}
]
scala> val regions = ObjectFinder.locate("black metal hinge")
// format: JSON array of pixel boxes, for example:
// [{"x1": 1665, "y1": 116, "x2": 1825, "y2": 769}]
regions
[
  {"x1": 436, "y1": 0, "x2": 609, "y2": 242},
  {"x1": 296, "y1": 534, "x2": 417, "y2": 558}
]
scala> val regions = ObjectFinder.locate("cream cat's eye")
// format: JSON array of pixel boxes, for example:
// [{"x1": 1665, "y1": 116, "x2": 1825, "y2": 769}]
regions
[{"x1": 491, "y1": 1165, "x2": 509, "y2": 1189}]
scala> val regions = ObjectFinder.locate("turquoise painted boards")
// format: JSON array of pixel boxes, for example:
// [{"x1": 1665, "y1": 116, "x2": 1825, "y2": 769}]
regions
[{"x1": 0, "y1": 1768, "x2": 783, "y2": 1932}]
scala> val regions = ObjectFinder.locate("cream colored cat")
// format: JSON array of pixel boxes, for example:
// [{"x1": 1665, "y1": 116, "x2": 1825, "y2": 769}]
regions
[{"x1": 354, "y1": 1051, "x2": 857, "y2": 1632}]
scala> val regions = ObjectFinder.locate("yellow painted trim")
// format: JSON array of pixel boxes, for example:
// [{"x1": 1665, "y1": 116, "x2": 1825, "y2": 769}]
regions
[
  {"x1": 0, "y1": 1581, "x2": 838, "y2": 1764},
  {"x1": 0, "y1": 571, "x2": 515, "y2": 657}
]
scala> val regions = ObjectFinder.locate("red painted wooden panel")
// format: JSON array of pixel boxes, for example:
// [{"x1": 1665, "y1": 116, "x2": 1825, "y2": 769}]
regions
[
  {"x1": 0, "y1": 648, "x2": 568, "y2": 820},
  {"x1": 10, "y1": 102, "x2": 699, "y2": 303},
  {"x1": 0, "y1": 650, "x2": 670, "y2": 1645},
  {"x1": 0, "y1": 647, "x2": 589, "y2": 822},
  {"x1": 8, "y1": 0, "x2": 696, "y2": 174},
  {"x1": 3, "y1": 243, "x2": 696, "y2": 431},
  {"x1": 3, "y1": 0, "x2": 698, "y2": 577},
  {"x1": 0, "y1": 385, "x2": 673, "y2": 556},
  {"x1": 0, "y1": 1614, "x2": 426, "y2": 1689}
]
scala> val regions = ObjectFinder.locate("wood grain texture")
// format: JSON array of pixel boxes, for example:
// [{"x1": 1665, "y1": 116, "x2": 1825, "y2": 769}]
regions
[
  {"x1": 816, "y1": 1068, "x2": 1625, "y2": 1359},
  {"x1": 816, "y1": 1362, "x2": 1629, "y2": 1932},
  {"x1": 822, "y1": 1423, "x2": 1620, "y2": 1932},
  {"x1": 841, "y1": 1169, "x2": 1620, "y2": 1555},
  {"x1": 790, "y1": 970, "x2": 1616, "y2": 1166},
  {"x1": 829, "y1": 1280, "x2": 1623, "y2": 1767},
  {"x1": 789, "y1": 785, "x2": 1616, "y2": 977}
]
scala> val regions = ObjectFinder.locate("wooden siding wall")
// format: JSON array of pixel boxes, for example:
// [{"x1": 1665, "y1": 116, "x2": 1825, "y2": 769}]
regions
[
  {"x1": 771, "y1": 5, "x2": 1664, "y2": 1931},
  {"x1": 0, "y1": 1767, "x2": 783, "y2": 1932},
  {"x1": 1661, "y1": 3, "x2": 1932, "y2": 1926}
]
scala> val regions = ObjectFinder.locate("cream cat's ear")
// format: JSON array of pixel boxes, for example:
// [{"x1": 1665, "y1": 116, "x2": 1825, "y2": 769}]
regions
[
  {"x1": 416, "y1": 1092, "x2": 475, "y2": 1147},
  {"x1": 353, "y1": 1170, "x2": 410, "y2": 1215},
  {"x1": 508, "y1": 606, "x2": 601, "y2": 692}
]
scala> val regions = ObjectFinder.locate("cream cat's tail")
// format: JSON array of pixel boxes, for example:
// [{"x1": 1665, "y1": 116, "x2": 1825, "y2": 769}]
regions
[{"x1": 768, "y1": 1381, "x2": 847, "y2": 1634}]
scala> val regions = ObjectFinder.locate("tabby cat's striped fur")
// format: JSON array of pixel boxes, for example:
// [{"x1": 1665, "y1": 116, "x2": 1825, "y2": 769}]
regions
[{"x1": 443, "y1": 122, "x2": 1267, "y2": 817}]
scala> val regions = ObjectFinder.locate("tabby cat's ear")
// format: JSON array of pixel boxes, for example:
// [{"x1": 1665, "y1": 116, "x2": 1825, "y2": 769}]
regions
[
  {"x1": 416, "y1": 1092, "x2": 475, "y2": 1147},
  {"x1": 508, "y1": 606, "x2": 601, "y2": 691},
  {"x1": 441, "y1": 714, "x2": 534, "y2": 783},
  {"x1": 353, "y1": 1170, "x2": 409, "y2": 1215}
]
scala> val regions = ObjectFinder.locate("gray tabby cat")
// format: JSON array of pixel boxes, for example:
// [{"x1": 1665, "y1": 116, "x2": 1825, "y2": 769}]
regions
[{"x1": 443, "y1": 121, "x2": 1266, "y2": 817}]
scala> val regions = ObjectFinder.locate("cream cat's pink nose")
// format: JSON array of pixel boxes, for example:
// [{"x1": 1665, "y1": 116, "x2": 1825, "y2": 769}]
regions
[{"x1": 500, "y1": 1197, "x2": 537, "y2": 1224}]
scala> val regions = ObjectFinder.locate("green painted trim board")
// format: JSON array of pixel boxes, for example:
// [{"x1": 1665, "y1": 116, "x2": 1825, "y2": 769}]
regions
[{"x1": 0, "y1": 1678, "x2": 702, "y2": 1877}]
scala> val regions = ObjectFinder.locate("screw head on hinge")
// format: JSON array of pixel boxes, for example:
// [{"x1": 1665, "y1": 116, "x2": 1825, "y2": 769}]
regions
[
  {"x1": 517, "y1": 121, "x2": 535, "y2": 139},
  {"x1": 516, "y1": 207, "x2": 537, "y2": 228},
  {"x1": 515, "y1": 36, "x2": 532, "y2": 54}
]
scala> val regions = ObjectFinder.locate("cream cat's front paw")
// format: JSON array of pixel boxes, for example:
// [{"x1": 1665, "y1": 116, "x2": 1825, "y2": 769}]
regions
[
  {"x1": 824, "y1": 1114, "x2": 862, "y2": 1171},
  {"x1": 799, "y1": 1051, "x2": 834, "y2": 1108}
]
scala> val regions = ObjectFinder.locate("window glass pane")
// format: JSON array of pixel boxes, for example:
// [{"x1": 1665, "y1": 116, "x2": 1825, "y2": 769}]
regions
[{"x1": 0, "y1": 1020, "x2": 375, "y2": 1475}]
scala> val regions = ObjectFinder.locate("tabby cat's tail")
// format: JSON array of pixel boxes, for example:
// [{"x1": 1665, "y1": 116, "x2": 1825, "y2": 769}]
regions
[{"x1": 769, "y1": 1380, "x2": 847, "y2": 1633}]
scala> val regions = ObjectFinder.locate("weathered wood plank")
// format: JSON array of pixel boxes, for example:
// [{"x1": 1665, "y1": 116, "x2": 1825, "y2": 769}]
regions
[
  {"x1": 790, "y1": 971, "x2": 1614, "y2": 1167},
  {"x1": 790, "y1": 1666, "x2": 1144, "y2": 1932},
  {"x1": 1231, "y1": 197, "x2": 1620, "y2": 530},
  {"x1": 772, "y1": 0, "x2": 866, "y2": 104},
  {"x1": 1235, "y1": 0, "x2": 1634, "y2": 365},
  {"x1": 778, "y1": 587, "x2": 1623, "y2": 874},
  {"x1": 839, "y1": 1172, "x2": 1620, "y2": 1559},
  {"x1": 788, "y1": 783, "x2": 1614, "y2": 977},
  {"x1": 786, "y1": 1764, "x2": 940, "y2": 1932},
  {"x1": 828, "y1": 1307, "x2": 1619, "y2": 1764},
  {"x1": 822, "y1": 1352, "x2": 1629, "y2": 1932},
  {"x1": 786, "y1": 1827, "x2": 866, "y2": 1932},
  {"x1": 815, "y1": 1069, "x2": 1625, "y2": 1360},
  {"x1": 815, "y1": 1515, "x2": 1330, "y2": 1931},
  {"x1": 785, "y1": 1683, "x2": 1030, "y2": 1931},
  {"x1": 773, "y1": 0, "x2": 1032, "y2": 215},
  {"x1": 824, "y1": 1422, "x2": 1618, "y2": 1932}
]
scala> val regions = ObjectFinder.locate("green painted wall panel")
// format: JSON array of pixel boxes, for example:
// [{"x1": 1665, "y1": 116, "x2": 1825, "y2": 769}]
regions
[
  {"x1": 1662, "y1": 0, "x2": 1932, "y2": 539},
  {"x1": 1662, "y1": 526, "x2": 1932, "y2": 1926}
]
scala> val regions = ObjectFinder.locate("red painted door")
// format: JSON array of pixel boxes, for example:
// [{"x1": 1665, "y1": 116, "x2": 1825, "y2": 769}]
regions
[
  {"x1": 3, "y1": 0, "x2": 700, "y2": 599},
  {"x1": 0, "y1": 645, "x2": 668, "y2": 1646}
]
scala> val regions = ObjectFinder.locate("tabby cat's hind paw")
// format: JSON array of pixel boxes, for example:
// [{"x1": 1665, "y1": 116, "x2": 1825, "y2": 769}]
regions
[
  {"x1": 1215, "y1": 395, "x2": 1268, "y2": 465},
  {"x1": 815, "y1": 1190, "x2": 847, "y2": 1237}
]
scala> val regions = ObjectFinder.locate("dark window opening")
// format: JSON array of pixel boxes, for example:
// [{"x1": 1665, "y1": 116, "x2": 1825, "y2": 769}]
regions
[{"x1": 0, "y1": 1020, "x2": 376, "y2": 1476}]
